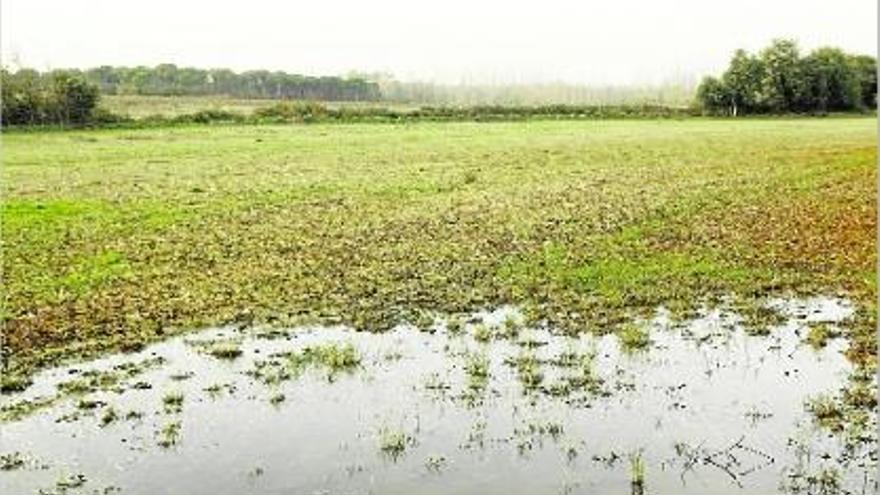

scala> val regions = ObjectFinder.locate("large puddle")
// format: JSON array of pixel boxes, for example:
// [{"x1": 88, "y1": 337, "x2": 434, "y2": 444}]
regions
[{"x1": 1, "y1": 297, "x2": 875, "y2": 494}]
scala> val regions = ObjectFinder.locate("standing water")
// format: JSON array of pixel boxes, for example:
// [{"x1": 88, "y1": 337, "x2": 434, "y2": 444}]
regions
[{"x1": 0, "y1": 297, "x2": 875, "y2": 494}]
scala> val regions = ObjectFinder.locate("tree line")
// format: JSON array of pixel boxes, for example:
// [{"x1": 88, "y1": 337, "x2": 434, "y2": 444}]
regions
[
  {"x1": 2, "y1": 40, "x2": 876, "y2": 127},
  {"x1": 697, "y1": 39, "x2": 876, "y2": 115},
  {"x1": 1, "y1": 69, "x2": 103, "y2": 125},
  {"x1": 82, "y1": 64, "x2": 381, "y2": 101}
]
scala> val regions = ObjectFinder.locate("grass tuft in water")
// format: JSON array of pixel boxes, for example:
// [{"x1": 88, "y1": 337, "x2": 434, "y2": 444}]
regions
[
  {"x1": 291, "y1": 342, "x2": 360, "y2": 375},
  {"x1": 617, "y1": 324, "x2": 650, "y2": 352},
  {"x1": 162, "y1": 391, "x2": 184, "y2": 414},
  {"x1": 0, "y1": 452, "x2": 26, "y2": 471},
  {"x1": 630, "y1": 452, "x2": 646, "y2": 495},
  {"x1": 807, "y1": 394, "x2": 844, "y2": 432},
  {"x1": 472, "y1": 323, "x2": 492, "y2": 343},
  {"x1": 157, "y1": 420, "x2": 182, "y2": 448},
  {"x1": 56, "y1": 473, "x2": 87, "y2": 490},
  {"x1": 741, "y1": 304, "x2": 787, "y2": 336},
  {"x1": 445, "y1": 316, "x2": 464, "y2": 335},
  {"x1": 464, "y1": 352, "x2": 490, "y2": 391},
  {"x1": 424, "y1": 455, "x2": 446, "y2": 472},
  {"x1": 250, "y1": 342, "x2": 361, "y2": 385},
  {"x1": 499, "y1": 314, "x2": 523, "y2": 339},
  {"x1": 99, "y1": 407, "x2": 118, "y2": 427},
  {"x1": 513, "y1": 352, "x2": 544, "y2": 391},
  {"x1": 379, "y1": 428, "x2": 414, "y2": 460},
  {"x1": 804, "y1": 323, "x2": 839, "y2": 350},
  {"x1": 0, "y1": 374, "x2": 32, "y2": 394},
  {"x1": 203, "y1": 341, "x2": 244, "y2": 360}
]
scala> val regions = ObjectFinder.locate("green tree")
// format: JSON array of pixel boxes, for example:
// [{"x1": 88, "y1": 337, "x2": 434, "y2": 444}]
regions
[
  {"x1": 848, "y1": 54, "x2": 877, "y2": 109},
  {"x1": 50, "y1": 72, "x2": 100, "y2": 124},
  {"x1": 759, "y1": 39, "x2": 806, "y2": 112},
  {"x1": 801, "y1": 47, "x2": 861, "y2": 112},
  {"x1": 721, "y1": 49, "x2": 766, "y2": 115},
  {"x1": 696, "y1": 76, "x2": 732, "y2": 114},
  {"x1": 1, "y1": 69, "x2": 45, "y2": 125}
]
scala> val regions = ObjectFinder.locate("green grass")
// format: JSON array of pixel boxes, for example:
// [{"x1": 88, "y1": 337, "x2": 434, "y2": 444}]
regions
[
  {"x1": 162, "y1": 391, "x2": 184, "y2": 413},
  {"x1": 99, "y1": 95, "x2": 420, "y2": 119},
  {"x1": 100, "y1": 95, "x2": 275, "y2": 119},
  {"x1": 617, "y1": 324, "x2": 651, "y2": 352},
  {"x1": 157, "y1": 420, "x2": 182, "y2": 448},
  {"x1": 2, "y1": 118, "x2": 875, "y2": 376},
  {"x1": 194, "y1": 340, "x2": 243, "y2": 360}
]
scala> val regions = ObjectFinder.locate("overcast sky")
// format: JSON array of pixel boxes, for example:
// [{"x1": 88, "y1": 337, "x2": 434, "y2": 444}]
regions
[{"x1": 2, "y1": 0, "x2": 876, "y2": 85}]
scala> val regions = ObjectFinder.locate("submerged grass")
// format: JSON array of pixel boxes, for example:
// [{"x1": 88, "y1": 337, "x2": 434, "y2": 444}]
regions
[
  {"x1": 617, "y1": 324, "x2": 650, "y2": 353},
  {"x1": 463, "y1": 352, "x2": 490, "y2": 391},
  {"x1": 1, "y1": 119, "x2": 874, "y2": 383},
  {"x1": 198, "y1": 340, "x2": 244, "y2": 360},
  {"x1": 162, "y1": 391, "x2": 184, "y2": 414},
  {"x1": 157, "y1": 420, "x2": 182, "y2": 448},
  {"x1": 248, "y1": 342, "x2": 361, "y2": 385},
  {"x1": 378, "y1": 427, "x2": 415, "y2": 460}
]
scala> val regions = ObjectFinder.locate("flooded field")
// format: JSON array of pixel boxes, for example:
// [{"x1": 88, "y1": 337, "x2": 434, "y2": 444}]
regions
[{"x1": 1, "y1": 297, "x2": 875, "y2": 495}]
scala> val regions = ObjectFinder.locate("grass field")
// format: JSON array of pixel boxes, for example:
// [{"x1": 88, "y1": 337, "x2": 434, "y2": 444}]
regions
[
  {"x1": 99, "y1": 95, "x2": 420, "y2": 119},
  {"x1": 2, "y1": 118, "x2": 875, "y2": 374}
]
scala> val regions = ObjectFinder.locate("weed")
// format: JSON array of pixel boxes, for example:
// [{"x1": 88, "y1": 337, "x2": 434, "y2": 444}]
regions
[
  {"x1": 169, "y1": 371, "x2": 195, "y2": 381},
  {"x1": 842, "y1": 381, "x2": 877, "y2": 409},
  {"x1": 423, "y1": 373, "x2": 451, "y2": 391},
  {"x1": 58, "y1": 378, "x2": 99, "y2": 395},
  {"x1": 56, "y1": 473, "x2": 87, "y2": 489},
  {"x1": 446, "y1": 316, "x2": 464, "y2": 335},
  {"x1": 100, "y1": 407, "x2": 118, "y2": 427},
  {"x1": 630, "y1": 452, "x2": 645, "y2": 495},
  {"x1": 500, "y1": 314, "x2": 523, "y2": 339},
  {"x1": 618, "y1": 324, "x2": 650, "y2": 352},
  {"x1": 805, "y1": 324, "x2": 839, "y2": 349},
  {"x1": 249, "y1": 343, "x2": 360, "y2": 385},
  {"x1": 472, "y1": 323, "x2": 492, "y2": 343},
  {"x1": 424, "y1": 455, "x2": 446, "y2": 472},
  {"x1": 285, "y1": 343, "x2": 361, "y2": 376},
  {"x1": 525, "y1": 420, "x2": 564, "y2": 440},
  {"x1": 76, "y1": 398, "x2": 103, "y2": 410},
  {"x1": 807, "y1": 394, "x2": 844, "y2": 431},
  {"x1": 199, "y1": 340, "x2": 243, "y2": 360},
  {"x1": 412, "y1": 310, "x2": 436, "y2": 332},
  {"x1": 0, "y1": 452, "x2": 26, "y2": 470},
  {"x1": 741, "y1": 304, "x2": 787, "y2": 336},
  {"x1": 464, "y1": 353, "x2": 490, "y2": 391},
  {"x1": 0, "y1": 396, "x2": 58, "y2": 422},
  {"x1": 513, "y1": 352, "x2": 544, "y2": 391},
  {"x1": 0, "y1": 374, "x2": 32, "y2": 394},
  {"x1": 56, "y1": 358, "x2": 165, "y2": 398},
  {"x1": 162, "y1": 391, "x2": 184, "y2": 414},
  {"x1": 203, "y1": 383, "x2": 233, "y2": 398},
  {"x1": 807, "y1": 468, "x2": 841, "y2": 494},
  {"x1": 379, "y1": 428, "x2": 414, "y2": 460},
  {"x1": 157, "y1": 420, "x2": 182, "y2": 448},
  {"x1": 125, "y1": 410, "x2": 144, "y2": 421}
]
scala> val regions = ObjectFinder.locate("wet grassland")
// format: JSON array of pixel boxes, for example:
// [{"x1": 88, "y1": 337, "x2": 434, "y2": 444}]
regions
[{"x1": 1, "y1": 117, "x2": 876, "y2": 493}]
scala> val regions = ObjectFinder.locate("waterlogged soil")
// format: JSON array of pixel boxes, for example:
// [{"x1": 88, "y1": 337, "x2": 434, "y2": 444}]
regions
[{"x1": 0, "y1": 297, "x2": 875, "y2": 495}]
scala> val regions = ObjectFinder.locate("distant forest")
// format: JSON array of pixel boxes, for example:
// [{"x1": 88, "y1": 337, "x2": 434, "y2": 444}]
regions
[
  {"x1": 698, "y1": 39, "x2": 876, "y2": 115},
  {"x1": 80, "y1": 64, "x2": 382, "y2": 101},
  {"x1": 2, "y1": 38, "x2": 876, "y2": 126},
  {"x1": 3, "y1": 64, "x2": 695, "y2": 108}
]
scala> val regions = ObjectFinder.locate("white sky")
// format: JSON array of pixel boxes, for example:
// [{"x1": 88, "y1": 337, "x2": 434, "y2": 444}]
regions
[{"x1": 2, "y1": 0, "x2": 876, "y2": 85}]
